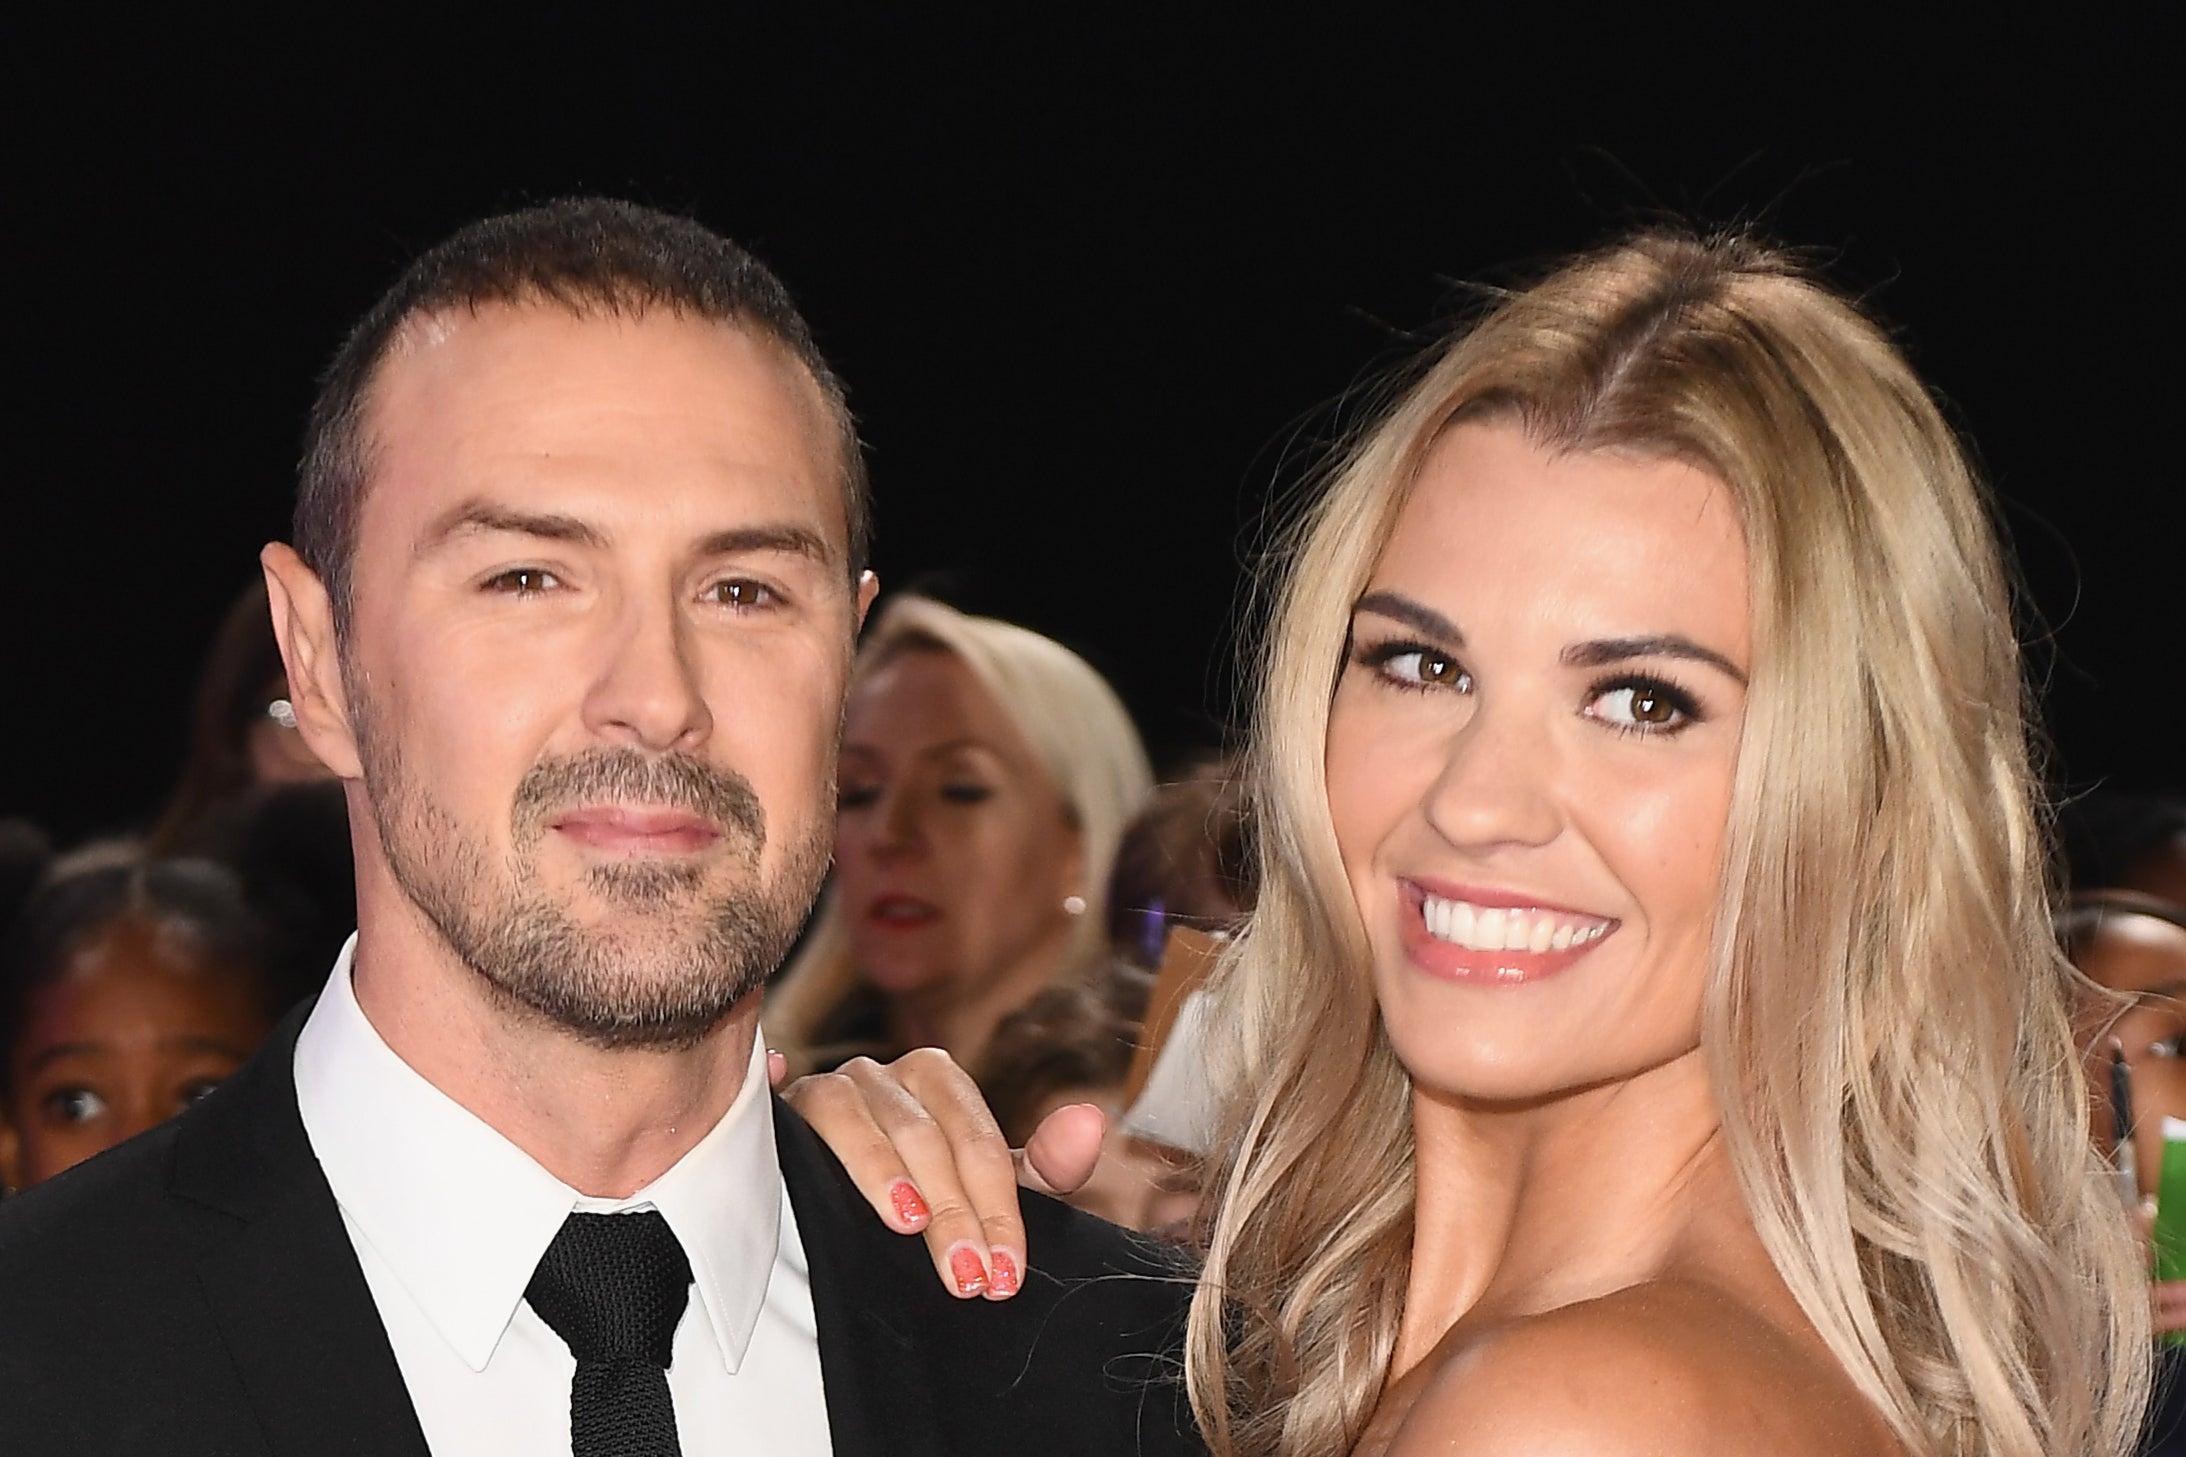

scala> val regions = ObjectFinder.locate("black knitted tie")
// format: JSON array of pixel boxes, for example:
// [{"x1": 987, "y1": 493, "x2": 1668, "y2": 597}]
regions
[{"x1": 526, "y1": 1210, "x2": 693, "y2": 1457}]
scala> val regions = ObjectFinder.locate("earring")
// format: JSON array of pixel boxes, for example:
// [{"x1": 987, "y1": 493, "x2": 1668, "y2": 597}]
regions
[
  {"x1": 1062, "y1": 894, "x2": 1087, "y2": 917},
  {"x1": 267, "y1": 698, "x2": 299, "y2": 731}
]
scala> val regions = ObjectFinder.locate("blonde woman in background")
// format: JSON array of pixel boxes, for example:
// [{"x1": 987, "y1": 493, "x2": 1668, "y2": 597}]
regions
[
  {"x1": 791, "y1": 231, "x2": 2148, "y2": 1457},
  {"x1": 767, "y1": 596, "x2": 1152, "y2": 1077}
]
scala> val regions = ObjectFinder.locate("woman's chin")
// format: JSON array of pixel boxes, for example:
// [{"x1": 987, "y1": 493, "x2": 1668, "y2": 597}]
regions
[{"x1": 857, "y1": 954, "x2": 947, "y2": 998}]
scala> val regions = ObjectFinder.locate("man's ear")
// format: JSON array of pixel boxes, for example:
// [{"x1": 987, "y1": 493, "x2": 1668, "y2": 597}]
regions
[
  {"x1": 260, "y1": 543, "x2": 365, "y2": 780},
  {"x1": 854, "y1": 570, "x2": 880, "y2": 630}
]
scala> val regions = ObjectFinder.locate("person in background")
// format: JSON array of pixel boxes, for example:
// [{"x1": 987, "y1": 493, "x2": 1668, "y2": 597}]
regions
[
  {"x1": 2067, "y1": 891, "x2": 2186, "y2": 1455},
  {"x1": 148, "y1": 578, "x2": 333, "y2": 855},
  {"x1": 1105, "y1": 755, "x2": 1254, "y2": 969},
  {"x1": 767, "y1": 595, "x2": 1152, "y2": 1076},
  {"x1": 979, "y1": 967, "x2": 1197, "y2": 1234},
  {"x1": 0, "y1": 855, "x2": 279, "y2": 1192}
]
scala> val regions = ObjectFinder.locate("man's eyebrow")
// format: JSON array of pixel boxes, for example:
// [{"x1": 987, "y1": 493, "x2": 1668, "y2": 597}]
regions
[
  {"x1": 1352, "y1": 591, "x2": 1464, "y2": 644},
  {"x1": 414, "y1": 499, "x2": 607, "y2": 556},
  {"x1": 693, "y1": 523, "x2": 837, "y2": 567},
  {"x1": 1562, "y1": 636, "x2": 1748, "y2": 686}
]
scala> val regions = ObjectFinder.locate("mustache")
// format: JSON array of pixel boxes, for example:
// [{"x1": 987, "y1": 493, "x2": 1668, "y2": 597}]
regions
[{"x1": 512, "y1": 748, "x2": 766, "y2": 844}]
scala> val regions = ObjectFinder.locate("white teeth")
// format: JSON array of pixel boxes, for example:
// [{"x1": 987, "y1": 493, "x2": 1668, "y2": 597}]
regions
[{"x1": 1418, "y1": 894, "x2": 1611, "y2": 955}]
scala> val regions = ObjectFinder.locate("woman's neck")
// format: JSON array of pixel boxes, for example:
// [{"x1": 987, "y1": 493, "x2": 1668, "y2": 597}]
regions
[{"x1": 1392, "y1": 1047, "x2": 1760, "y2": 1376}]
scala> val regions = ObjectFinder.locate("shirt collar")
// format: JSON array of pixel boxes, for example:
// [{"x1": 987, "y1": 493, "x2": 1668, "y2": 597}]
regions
[{"x1": 293, "y1": 936, "x2": 782, "y2": 1374}]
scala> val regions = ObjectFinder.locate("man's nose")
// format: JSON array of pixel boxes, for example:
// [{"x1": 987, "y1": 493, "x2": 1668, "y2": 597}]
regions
[
  {"x1": 1421, "y1": 694, "x2": 1562, "y2": 855},
  {"x1": 581, "y1": 592, "x2": 714, "y2": 753}
]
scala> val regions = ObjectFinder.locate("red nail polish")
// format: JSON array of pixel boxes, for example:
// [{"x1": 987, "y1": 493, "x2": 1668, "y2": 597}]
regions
[
  {"x1": 890, "y1": 1180, "x2": 930, "y2": 1226},
  {"x1": 988, "y1": 1249, "x2": 1019, "y2": 1296},
  {"x1": 948, "y1": 1245, "x2": 989, "y2": 1296}
]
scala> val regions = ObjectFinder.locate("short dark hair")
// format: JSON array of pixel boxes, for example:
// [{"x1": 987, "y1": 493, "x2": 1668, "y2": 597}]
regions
[
  {"x1": 0, "y1": 856, "x2": 274, "y2": 1093},
  {"x1": 296, "y1": 197, "x2": 870, "y2": 625}
]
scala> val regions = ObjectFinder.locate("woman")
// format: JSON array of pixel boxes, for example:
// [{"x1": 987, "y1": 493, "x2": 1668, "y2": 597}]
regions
[
  {"x1": 795, "y1": 232, "x2": 2146, "y2": 1456},
  {"x1": 767, "y1": 595, "x2": 1153, "y2": 1076},
  {"x1": 149, "y1": 578, "x2": 332, "y2": 854}
]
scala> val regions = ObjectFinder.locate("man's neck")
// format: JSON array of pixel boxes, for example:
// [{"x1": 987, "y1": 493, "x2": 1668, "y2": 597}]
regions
[{"x1": 348, "y1": 919, "x2": 759, "y2": 1200}]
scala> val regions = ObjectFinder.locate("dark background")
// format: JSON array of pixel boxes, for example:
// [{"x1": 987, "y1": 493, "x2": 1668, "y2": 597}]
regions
[{"x1": 4, "y1": 11, "x2": 2176, "y2": 847}]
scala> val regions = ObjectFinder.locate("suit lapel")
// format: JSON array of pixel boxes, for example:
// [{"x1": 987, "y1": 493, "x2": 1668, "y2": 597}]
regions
[
  {"x1": 775, "y1": 1100, "x2": 949, "y2": 1457},
  {"x1": 175, "y1": 1007, "x2": 432, "y2": 1457}
]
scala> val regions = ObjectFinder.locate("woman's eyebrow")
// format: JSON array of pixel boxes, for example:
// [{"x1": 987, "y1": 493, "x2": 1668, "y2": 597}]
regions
[
  {"x1": 1562, "y1": 635, "x2": 1749, "y2": 686},
  {"x1": 1352, "y1": 590, "x2": 1462, "y2": 644}
]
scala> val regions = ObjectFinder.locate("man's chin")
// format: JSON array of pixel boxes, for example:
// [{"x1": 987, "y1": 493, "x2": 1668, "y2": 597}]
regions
[
  {"x1": 471, "y1": 926, "x2": 763, "y2": 1051},
  {"x1": 574, "y1": 854, "x2": 715, "y2": 908}
]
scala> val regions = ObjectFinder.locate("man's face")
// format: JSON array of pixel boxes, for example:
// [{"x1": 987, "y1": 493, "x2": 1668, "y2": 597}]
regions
[{"x1": 320, "y1": 302, "x2": 868, "y2": 1046}]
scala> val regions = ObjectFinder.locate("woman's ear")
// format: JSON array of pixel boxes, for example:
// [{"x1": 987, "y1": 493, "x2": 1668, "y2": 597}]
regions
[{"x1": 260, "y1": 543, "x2": 364, "y2": 780}]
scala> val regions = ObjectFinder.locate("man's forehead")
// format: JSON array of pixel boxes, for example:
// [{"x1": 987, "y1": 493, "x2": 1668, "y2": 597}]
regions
[
  {"x1": 361, "y1": 300, "x2": 841, "y2": 494},
  {"x1": 376, "y1": 296, "x2": 788, "y2": 382}
]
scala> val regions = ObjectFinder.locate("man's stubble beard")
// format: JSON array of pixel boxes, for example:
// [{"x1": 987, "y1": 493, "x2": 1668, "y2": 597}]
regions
[{"x1": 350, "y1": 681, "x2": 829, "y2": 1051}]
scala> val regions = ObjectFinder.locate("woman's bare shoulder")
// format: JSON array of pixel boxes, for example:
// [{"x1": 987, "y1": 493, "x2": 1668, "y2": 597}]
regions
[{"x1": 1381, "y1": 1279, "x2": 1901, "y2": 1457}]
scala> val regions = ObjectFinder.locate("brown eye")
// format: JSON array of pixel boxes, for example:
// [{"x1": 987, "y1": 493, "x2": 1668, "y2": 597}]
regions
[
  {"x1": 709, "y1": 579, "x2": 777, "y2": 609},
  {"x1": 1591, "y1": 680, "x2": 1698, "y2": 733},
  {"x1": 1366, "y1": 646, "x2": 1471, "y2": 692},
  {"x1": 486, "y1": 567, "x2": 560, "y2": 594}
]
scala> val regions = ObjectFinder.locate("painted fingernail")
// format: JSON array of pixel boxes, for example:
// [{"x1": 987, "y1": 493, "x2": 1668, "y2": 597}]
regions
[
  {"x1": 948, "y1": 1243, "x2": 989, "y2": 1296},
  {"x1": 987, "y1": 1249, "x2": 1019, "y2": 1296},
  {"x1": 889, "y1": 1179, "x2": 930, "y2": 1227}
]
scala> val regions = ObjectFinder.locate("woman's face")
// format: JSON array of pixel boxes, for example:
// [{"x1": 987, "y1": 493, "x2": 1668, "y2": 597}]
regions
[
  {"x1": 0, "y1": 918, "x2": 274, "y2": 1190},
  {"x1": 834, "y1": 648, "x2": 1084, "y2": 1000},
  {"x1": 1325, "y1": 422, "x2": 1750, "y2": 1104}
]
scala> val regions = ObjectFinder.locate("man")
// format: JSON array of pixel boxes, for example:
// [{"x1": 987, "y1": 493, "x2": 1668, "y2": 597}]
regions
[{"x1": 0, "y1": 199, "x2": 1196, "y2": 1457}]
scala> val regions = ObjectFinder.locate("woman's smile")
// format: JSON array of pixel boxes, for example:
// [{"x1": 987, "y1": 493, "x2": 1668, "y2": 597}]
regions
[
  {"x1": 1399, "y1": 878, "x2": 1620, "y2": 985},
  {"x1": 1325, "y1": 419, "x2": 1750, "y2": 1102}
]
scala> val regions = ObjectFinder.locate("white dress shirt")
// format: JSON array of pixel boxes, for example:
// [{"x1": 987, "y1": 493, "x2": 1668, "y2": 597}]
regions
[{"x1": 294, "y1": 938, "x2": 832, "y2": 1456}]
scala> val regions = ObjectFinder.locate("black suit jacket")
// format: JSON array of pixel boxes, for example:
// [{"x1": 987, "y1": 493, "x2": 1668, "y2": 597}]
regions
[{"x1": 0, "y1": 1007, "x2": 1202, "y2": 1456}]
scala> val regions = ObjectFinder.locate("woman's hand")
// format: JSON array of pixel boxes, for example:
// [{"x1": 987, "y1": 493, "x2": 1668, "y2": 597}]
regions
[{"x1": 773, "y1": 1046, "x2": 1106, "y2": 1299}]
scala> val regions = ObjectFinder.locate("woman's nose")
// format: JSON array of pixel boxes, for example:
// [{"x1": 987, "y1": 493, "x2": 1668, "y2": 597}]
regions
[
  {"x1": 1420, "y1": 697, "x2": 1562, "y2": 854},
  {"x1": 866, "y1": 785, "x2": 926, "y2": 859}
]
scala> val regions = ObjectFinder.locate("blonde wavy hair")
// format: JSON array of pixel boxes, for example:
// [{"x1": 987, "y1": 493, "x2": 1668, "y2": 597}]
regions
[
  {"x1": 767, "y1": 596, "x2": 1153, "y2": 1063},
  {"x1": 1187, "y1": 232, "x2": 2149, "y2": 1457}
]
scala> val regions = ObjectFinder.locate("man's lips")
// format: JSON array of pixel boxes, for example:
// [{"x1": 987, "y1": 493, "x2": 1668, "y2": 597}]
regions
[
  {"x1": 1397, "y1": 878, "x2": 1620, "y2": 986},
  {"x1": 549, "y1": 805, "x2": 724, "y2": 855}
]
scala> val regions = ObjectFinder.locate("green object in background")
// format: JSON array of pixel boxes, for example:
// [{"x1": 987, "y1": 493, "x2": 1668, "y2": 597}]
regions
[{"x1": 2153, "y1": 1118, "x2": 2186, "y2": 1346}]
